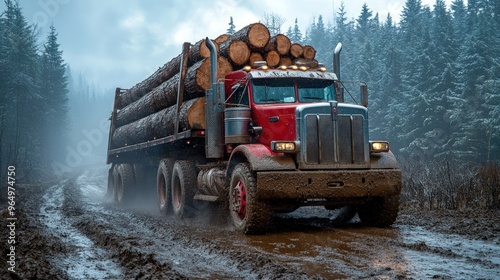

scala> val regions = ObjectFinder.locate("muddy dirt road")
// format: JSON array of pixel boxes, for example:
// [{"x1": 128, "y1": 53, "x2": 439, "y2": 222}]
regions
[{"x1": 3, "y1": 165, "x2": 500, "y2": 279}]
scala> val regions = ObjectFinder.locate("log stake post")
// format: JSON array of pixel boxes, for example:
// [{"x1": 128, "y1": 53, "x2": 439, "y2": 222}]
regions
[
  {"x1": 107, "y1": 87, "x2": 125, "y2": 163},
  {"x1": 174, "y1": 42, "x2": 191, "y2": 140}
]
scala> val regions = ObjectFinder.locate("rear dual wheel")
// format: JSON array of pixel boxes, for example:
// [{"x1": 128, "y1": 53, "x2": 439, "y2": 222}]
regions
[
  {"x1": 156, "y1": 159, "x2": 197, "y2": 219},
  {"x1": 171, "y1": 160, "x2": 197, "y2": 219},
  {"x1": 113, "y1": 163, "x2": 135, "y2": 204},
  {"x1": 157, "y1": 159, "x2": 174, "y2": 215}
]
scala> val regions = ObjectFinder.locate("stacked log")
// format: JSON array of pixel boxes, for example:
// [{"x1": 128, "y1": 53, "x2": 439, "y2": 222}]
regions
[
  {"x1": 117, "y1": 39, "x2": 219, "y2": 109},
  {"x1": 111, "y1": 22, "x2": 318, "y2": 148},
  {"x1": 112, "y1": 98, "x2": 206, "y2": 147}
]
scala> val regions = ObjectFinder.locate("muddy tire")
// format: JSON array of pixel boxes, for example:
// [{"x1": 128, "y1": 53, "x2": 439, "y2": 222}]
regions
[
  {"x1": 157, "y1": 159, "x2": 175, "y2": 216},
  {"x1": 229, "y1": 163, "x2": 270, "y2": 234},
  {"x1": 358, "y1": 195, "x2": 400, "y2": 227},
  {"x1": 171, "y1": 160, "x2": 197, "y2": 219},
  {"x1": 332, "y1": 206, "x2": 357, "y2": 224},
  {"x1": 106, "y1": 164, "x2": 117, "y2": 199},
  {"x1": 114, "y1": 163, "x2": 135, "y2": 204}
]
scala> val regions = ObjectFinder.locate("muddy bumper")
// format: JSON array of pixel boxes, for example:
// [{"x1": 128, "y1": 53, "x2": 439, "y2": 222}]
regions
[{"x1": 256, "y1": 169, "x2": 401, "y2": 200}]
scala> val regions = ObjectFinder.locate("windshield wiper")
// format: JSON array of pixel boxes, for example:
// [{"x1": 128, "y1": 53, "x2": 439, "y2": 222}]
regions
[
  {"x1": 259, "y1": 98, "x2": 281, "y2": 103},
  {"x1": 302, "y1": 96, "x2": 325, "y2": 101}
]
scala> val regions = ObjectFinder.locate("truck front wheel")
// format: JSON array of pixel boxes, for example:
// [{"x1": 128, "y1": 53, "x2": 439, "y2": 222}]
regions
[
  {"x1": 229, "y1": 163, "x2": 270, "y2": 234},
  {"x1": 171, "y1": 160, "x2": 197, "y2": 219},
  {"x1": 157, "y1": 159, "x2": 174, "y2": 216},
  {"x1": 114, "y1": 163, "x2": 135, "y2": 204},
  {"x1": 358, "y1": 195, "x2": 400, "y2": 227}
]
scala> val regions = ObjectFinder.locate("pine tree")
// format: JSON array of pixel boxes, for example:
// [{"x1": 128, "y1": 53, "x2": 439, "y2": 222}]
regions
[
  {"x1": 0, "y1": 0, "x2": 42, "y2": 179},
  {"x1": 227, "y1": 16, "x2": 236, "y2": 35},
  {"x1": 40, "y1": 24, "x2": 69, "y2": 161},
  {"x1": 289, "y1": 19, "x2": 302, "y2": 44},
  {"x1": 332, "y1": 2, "x2": 356, "y2": 81}
]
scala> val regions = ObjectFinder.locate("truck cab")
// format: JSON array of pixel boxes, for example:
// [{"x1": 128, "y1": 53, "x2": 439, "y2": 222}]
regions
[{"x1": 212, "y1": 57, "x2": 401, "y2": 234}]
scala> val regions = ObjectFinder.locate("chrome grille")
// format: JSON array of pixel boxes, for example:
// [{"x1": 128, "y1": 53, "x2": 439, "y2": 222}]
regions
[{"x1": 302, "y1": 113, "x2": 366, "y2": 165}]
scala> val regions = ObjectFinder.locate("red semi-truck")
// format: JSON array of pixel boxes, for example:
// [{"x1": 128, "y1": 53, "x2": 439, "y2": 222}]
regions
[{"x1": 106, "y1": 40, "x2": 402, "y2": 234}]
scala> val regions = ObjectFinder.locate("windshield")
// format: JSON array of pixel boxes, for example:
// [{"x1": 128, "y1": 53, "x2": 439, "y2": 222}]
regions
[
  {"x1": 298, "y1": 79, "x2": 336, "y2": 103},
  {"x1": 252, "y1": 78, "x2": 335, "y2": 104},
  {"x1": 252, "y1": 78, "x2": 296, "y2": 104}
]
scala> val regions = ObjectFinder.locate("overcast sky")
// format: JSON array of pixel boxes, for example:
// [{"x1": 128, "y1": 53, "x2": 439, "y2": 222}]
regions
[{"x1": 3, "y1": 0, "x2": 452, "y2": 90}]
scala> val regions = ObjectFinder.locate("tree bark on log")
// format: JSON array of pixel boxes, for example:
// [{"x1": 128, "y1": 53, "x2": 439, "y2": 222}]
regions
[
  {"x1": 215, "y1": 34, "x2": 230, "y2": 44},
  {"x1": 112, "y1": 98, "x2": 206, "y2": 147},
  {"x1": 115, "y1": 57, "x2": 232, "y2": 127},
  {"x1": 290, "y1": 43, "x2": 304, "y2": 58},
  {"x1": 303, "y1": 45, "x2": 316, "y2": 60},
  {"x1": 264, "y1": 34, "x2": 291, "y2": 55},
  {"x1": 117, "y1": 39, "x2": 219, "y2": 109},
  {"x1": 265, "y1": 50, "x2": 280, "y2": 67}
]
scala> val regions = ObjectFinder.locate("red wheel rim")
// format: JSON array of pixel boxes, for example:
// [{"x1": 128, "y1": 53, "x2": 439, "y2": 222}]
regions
[{"x1": 233, "y1": 180, "x2": 247, "y2": 220}]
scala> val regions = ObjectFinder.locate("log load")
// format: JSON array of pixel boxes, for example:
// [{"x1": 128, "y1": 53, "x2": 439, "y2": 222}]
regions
[
  {"x1": 116, "y1": 57, "x2": 232, "y2": 126},
  {"x1": 112, "y1": 98, "x2": 206, "y2": 147},
  {"x1": 110, "y1": 23, "x2": 325, "y2": 150},
  {"x1": 117, "y1": 39, "x2": 219, "y2": 109}
]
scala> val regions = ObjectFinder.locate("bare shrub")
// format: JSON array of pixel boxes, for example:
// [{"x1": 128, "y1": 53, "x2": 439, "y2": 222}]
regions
[{"x1": 400, "y1": 160, "x2": 500, "y2": 210}]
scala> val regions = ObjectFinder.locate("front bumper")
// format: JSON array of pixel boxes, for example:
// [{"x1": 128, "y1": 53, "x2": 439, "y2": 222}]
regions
[{"x1": 256, "y1": 169, "x2": 401, "y2": 200}]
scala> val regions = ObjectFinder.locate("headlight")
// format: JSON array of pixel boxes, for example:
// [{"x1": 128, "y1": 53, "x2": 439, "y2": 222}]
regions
[
  {"x1": 271, "y1": 141, "x2": 300, "y2": 153},
  {"x1": 370, "y1": 141, "x2": 390, "y2": 153}
]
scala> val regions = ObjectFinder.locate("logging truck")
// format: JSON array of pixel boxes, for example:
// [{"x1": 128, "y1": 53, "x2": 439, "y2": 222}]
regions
[{"x1": 106, "y1": 23, "x2": 401, "y2": 234}]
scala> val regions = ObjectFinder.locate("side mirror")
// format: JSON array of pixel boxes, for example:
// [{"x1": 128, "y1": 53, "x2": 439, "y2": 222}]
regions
[{"x1": 360, "y1": 84, "x2": 368, "y2": 107}]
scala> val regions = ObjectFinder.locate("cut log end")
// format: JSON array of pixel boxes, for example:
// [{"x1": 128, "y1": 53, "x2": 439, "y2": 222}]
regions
[
  {"x1": 279, "y1": 56, "x2": 293, "y2": 67},
  {"x1": 245, "y1": 23, "x2": 270, "y2": 49},
  {"x1": 290, "y1": 43, "x2": 304, "y2": 58},
  {"x1": 199, "y1": 39, "x2": 219, "y2": 58},
  {"x1": 196, "y1": 57, "x2": 233, "y2": 91},
  {"x1": 265, "y1": 50, "x2": 280, "y2": 67},
  {"x1": 249, "y1": 52, "x2": 264, "y2": 67},
  {"x1": 274, "y1": 34, "x2": 292, "y2": 55},
  {"x1": 187, "y1": 97, "x2": 206, "y2": 129},
  {"x1": 228, "y1": 40, "x2": 250, "y2": 65},
  {"x1": 303, "y1": 45, "x2": 316, "y2": 60}
]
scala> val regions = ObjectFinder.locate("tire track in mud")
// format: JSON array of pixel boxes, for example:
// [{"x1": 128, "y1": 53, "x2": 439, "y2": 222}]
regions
[
  {"x1": 39, "y1": 180, "x2": 122, "y2": 279},
  {"x1": 42, "y1": 166, "x2": 500, "y2": 279},
  {"x1": 68, "y1": 167, "x2": 315, "y2": 279}
]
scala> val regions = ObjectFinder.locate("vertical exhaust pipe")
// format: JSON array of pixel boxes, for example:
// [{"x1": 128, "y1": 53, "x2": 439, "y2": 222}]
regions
[
  {"x1": 205, "y1": 38, "x2": 224, "y2": 159},
  {"x1": 333, "y1": 42, "x2": 342, "y2": 80}
]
